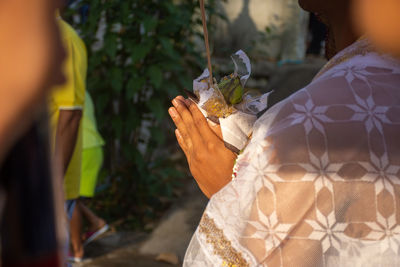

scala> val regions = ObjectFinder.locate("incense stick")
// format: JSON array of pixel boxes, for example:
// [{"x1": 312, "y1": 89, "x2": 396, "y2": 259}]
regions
[{"x1": 199, "y1": 0, "x2": 213, "y2": 87}]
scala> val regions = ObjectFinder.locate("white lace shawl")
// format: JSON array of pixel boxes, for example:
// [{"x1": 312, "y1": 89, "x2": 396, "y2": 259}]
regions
[{"x1": 184, "y1": 39, "x2": 400, "y2": 267}]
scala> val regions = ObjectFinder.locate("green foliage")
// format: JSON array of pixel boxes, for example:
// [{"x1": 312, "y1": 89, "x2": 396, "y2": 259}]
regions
[{"x1": 66, "y1": 0, "x2": 213, "y2": 229}]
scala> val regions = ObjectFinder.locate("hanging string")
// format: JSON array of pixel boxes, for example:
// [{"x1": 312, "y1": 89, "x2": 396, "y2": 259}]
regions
[{"x1": 199, "y1": 0, "x2": 213, "y2": 87}]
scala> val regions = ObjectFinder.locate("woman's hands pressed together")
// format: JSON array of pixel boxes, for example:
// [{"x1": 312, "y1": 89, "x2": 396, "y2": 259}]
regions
[{"x1": 169, "y1": 96, "x2": 237, "y2": 198}]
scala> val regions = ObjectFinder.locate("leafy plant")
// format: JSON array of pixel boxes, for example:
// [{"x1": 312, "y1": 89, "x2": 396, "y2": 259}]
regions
[{"x1": 65, "y1": 0, "x2": 216, "y2": 230}]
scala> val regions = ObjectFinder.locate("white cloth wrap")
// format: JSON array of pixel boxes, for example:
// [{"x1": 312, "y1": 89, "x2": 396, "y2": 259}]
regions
[{"x1": 219, "y1": 112, "x2": 256, "y2": 151}]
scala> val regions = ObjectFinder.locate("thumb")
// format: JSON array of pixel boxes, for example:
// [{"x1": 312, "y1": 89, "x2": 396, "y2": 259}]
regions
[{"x1": 207, "y1": 119, "x2": 223, "y2": 140}]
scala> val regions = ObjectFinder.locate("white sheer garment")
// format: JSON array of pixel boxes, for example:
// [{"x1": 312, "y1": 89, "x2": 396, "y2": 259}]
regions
[{"x1": 184, "y1": 38, "x2": 400, "y2": 266}]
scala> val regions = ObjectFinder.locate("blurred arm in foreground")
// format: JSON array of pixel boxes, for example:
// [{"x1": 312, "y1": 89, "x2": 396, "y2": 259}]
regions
[
  {"x1": 0, "y1": 0, "x2": 66, "y2": 266},
  {"x1": 354, "y1": 0, "x2": 400, "y2": 58},
  {"x1": 0, "y1": 0, "x2": 65, "y2": 164}
]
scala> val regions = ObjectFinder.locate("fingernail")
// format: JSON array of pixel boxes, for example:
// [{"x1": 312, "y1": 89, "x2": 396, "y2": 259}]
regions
[
  {"x1": 172, "y1": 99, "x2": 179, "y2": 107},
  {"x1": 169, "y1": 107, "x2": 177, "y2": 117},
  {"x1": 208, "y1": 119, "x2": 217, "y2": 127},
  {"x1": 175, "y1": 129, "x2": 182, "y2": 138}
]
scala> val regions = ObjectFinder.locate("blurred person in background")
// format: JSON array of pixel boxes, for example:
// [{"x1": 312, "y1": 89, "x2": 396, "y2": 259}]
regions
[
  {"x1": 0, "y1": 0, "x2": 67, "y2": 266},
  {"x1": 353, "y1": 0, "x2": 400, "y2": 58},
  {"x1": 70, "y1": 91, "x2": 108, "y2": 262},
  {"x1": 49, "y1": 12, "x2": 86, "y2": 263}
]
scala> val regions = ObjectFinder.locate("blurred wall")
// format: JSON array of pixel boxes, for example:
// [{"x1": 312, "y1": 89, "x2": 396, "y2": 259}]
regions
[{"x1": 211, "y1": 0, "x2": 309, "y2": 61}]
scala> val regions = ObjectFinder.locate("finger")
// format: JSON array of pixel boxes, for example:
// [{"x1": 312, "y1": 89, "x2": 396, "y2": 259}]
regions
[
  {"x1": 185, "y1": 99, "x2": 219, "y2": 141},
  {"x1": 176, "y1": 95, "x2": 186, "y2": 103},
  {"x1": 169, "y1": 107, "x2": 193, "y2": 150},
  {"x1": 176, "y1": 95, "x2": 192, "y2": 108},
  {"x1": 172, "y1": 98, "x2": 203, "y2": 146},
  {"x1": 207, "y1": 119, "x2": 223, "y2": 140},
  {"x1": 173, "y1": 95, "x2": 190, "y2": 108},
  {"x1": 183, "y1": 88, "x2": 199, "y2": 103},
  {"x1": 175, "y1": 129, "x2": 189, "y2": 157}
]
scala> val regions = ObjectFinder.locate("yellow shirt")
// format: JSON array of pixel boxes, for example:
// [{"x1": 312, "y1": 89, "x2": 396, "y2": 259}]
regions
[{"x1": 49, "y1": 19, "x2": 87, "y2": 200}]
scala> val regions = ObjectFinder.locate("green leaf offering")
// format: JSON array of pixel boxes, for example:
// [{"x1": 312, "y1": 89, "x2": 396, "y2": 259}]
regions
[{"x1": 218, "y1": 73, "x2": 244, "y2": 105}]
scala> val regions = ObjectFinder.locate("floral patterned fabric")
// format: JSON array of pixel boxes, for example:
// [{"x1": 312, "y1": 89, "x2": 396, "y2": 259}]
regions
[{"x1": 184, "y1": 38, "x2": 400, "y2": 266}]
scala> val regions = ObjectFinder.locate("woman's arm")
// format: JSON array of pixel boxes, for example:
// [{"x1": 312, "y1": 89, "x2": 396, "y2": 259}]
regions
[{"x1": 54, "y1": 109, "x2": 82, "y2": 175}]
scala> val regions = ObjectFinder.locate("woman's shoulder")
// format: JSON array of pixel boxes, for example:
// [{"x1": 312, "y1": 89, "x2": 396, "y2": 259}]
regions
[
  {"x1": 260, "y1": 41, "x2": 400, "y2": 124},
  {"x1": 313, "y1": 38, "x2": 400, "y2": 84},
  {"x1": 251, "y1": 43, "x2": 400, "y2": 158}
]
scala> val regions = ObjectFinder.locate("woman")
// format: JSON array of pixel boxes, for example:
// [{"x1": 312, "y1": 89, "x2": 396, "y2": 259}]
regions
[
  {"x1": 50, "y1": 15, "x2": 86, "y2": 263},
  {"x1": 69, "y1": 91, "x2": 108, "y2": 262},
  {"x1": 169, "y1": 0, "x2": 400, "y2": 266}
]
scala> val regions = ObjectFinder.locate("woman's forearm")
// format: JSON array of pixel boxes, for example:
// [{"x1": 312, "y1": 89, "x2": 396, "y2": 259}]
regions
[{"x1": 54, "y1": 109, "x2": 82, "y2": 175}]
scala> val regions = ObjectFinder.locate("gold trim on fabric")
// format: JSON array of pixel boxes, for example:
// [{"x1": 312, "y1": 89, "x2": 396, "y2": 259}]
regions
[
  {"x1": 199, "y1": 214, "x2": 250, "y2": 267},
  {"x1": 314, "y1": 38, "x2": 375, "y2": 80}
]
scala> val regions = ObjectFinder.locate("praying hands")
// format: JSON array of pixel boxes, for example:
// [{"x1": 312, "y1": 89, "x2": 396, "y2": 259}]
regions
[{"x1": 168, "y1": 96, "x2": 237, "y2": 198}]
